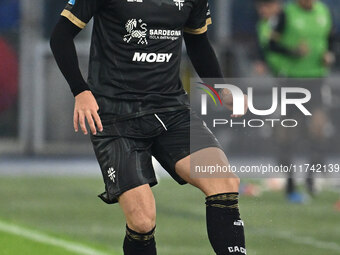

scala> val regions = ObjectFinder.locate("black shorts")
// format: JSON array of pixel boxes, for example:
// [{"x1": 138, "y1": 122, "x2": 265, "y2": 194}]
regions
[{"x1": 90, "y1": 109, "x2": 222, "y2": 204}]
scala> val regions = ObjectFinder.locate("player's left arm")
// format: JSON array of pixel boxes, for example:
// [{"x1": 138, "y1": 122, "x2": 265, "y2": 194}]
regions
[
  {"x1": 184, "y1": 32, "x2": 247, "y2": 117},
  {"x1": 183, "y1": 0, "x2": 247, "y2": 117}
]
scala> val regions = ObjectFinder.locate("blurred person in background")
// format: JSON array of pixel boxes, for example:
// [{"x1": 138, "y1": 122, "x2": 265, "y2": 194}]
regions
[
  {"x1": 260, "y1": 0, "x2": 335, "y2": 203},
  {"x1": 50, "y1": 0, "x2": 248, "y2": 254},
  {"x1": 255, "y1": 0, "x2": 282, "y2": 76},
  {"x1": 0, "y1": 0, "x2": 19, "y2": 136},
  {"x1": 0, "y1": 39, "x2": 18, "y2": 113}
]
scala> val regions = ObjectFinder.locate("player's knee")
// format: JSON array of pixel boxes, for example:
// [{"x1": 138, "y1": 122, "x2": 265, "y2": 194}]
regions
[
  {"x1": 200, "y1": 175, "x2": 240, "y2": 196},
  {"x1": 234, "y1": 176, "x2": 241, "y2": 191},
  {"x1": 222, "y1": 175, "x2": 240, "y2": 192},
  {"x1": 130, "y1": 219, "x2": 155, "y2": 234},
  {"x1": 129, "y1": 214, "x2": 156, "y2": 234}
]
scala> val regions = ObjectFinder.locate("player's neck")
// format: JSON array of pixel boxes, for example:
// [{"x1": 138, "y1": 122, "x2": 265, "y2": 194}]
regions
[{"x1": 298, "y1": 3, "x2": 314, "y2": 11}]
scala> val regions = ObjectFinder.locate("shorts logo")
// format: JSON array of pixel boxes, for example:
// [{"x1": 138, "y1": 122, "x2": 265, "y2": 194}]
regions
[
  {"x1": 124, "y1": 19, "x2": 148, "y2": 45},
  {"x1": 107, "y1": 167, "x2": 116, "y2": 183},
  {"x1": 133, "y1": 52, "x2": 173, "y2": 63},
  {"x1": 68, "y1": 0, "x2": 75, "y2": 5},
  {"x1": 173, "y1": 0, "x2": 185, "y2": 10}
]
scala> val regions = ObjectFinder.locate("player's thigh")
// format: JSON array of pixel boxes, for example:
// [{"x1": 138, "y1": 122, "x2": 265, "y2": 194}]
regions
[
  {"x1": 175, "y1": 147, "x2": 240, "y2": 196},
  {"x1": 153, "y1": 110, "x2": 239, "y2": 195},
  {"x1": 118, "y1": 184, "x2": 156, "y2": 233},
  {"x1": 91, "y1": 127, "x2": 157, "y2": 204}
]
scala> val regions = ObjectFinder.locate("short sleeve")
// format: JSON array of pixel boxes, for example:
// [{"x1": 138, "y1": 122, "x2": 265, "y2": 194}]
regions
[
  {"x1": 184, "y1": 0, "x2": 212, "y2": 35},
  {"x1": 61, "y1": 0, "x2": 105, "y2": 29}
]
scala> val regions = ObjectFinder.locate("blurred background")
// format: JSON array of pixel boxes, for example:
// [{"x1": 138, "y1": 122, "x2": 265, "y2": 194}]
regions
[
  {"x1": 0, "y1": 0, "x2": 340, "y2": 255},
  {"x1": 1, "y1": 0, "x2": 340, "y2": 156}
]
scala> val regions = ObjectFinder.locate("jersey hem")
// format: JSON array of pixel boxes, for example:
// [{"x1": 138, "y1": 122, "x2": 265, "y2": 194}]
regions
[
  {"x1": 184, "y1": 17, "x2": 212, "y2": 35},
  {"x1": 61, "y1": 9, "x2": 86, "y2": 29}
]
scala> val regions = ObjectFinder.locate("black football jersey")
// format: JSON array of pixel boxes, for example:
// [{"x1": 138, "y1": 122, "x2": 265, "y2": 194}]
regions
[{"x1": 61, "y1": 0, "x2": 211, "y2": 115}]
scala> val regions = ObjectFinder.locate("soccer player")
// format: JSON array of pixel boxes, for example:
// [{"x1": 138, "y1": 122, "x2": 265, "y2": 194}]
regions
[
  {"x1": 265, "y1": 0, "x2": 335, "y2": 202},
  {"x1": 50, "y1": 0, "x2": 247, "y2": 254}
]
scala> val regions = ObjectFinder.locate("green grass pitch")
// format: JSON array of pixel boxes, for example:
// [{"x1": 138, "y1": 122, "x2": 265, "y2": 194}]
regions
[{"x1": 0, "y1": 176, "x2": 339, "y2": 255}]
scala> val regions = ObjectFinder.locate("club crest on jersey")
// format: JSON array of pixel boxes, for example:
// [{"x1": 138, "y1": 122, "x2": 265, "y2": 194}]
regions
[
  {"x1": 68, "y1": 0, "x2": 75, "y2": 5},
  {"x1": 124, "y1": 19, "x2": 148, "y2": 45},
  {"x1": 173, "y1": 0, "x2": 185, "y2": 10}
]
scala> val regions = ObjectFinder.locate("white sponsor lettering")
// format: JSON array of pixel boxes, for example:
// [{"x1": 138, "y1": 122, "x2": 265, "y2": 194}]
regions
[
  {"x1": 149, "y1": 29, "x2": 181, "y2": 41},
  {"x1": 149, "y1": 29, "x2": 181, "y2": 37},
  {"x1": 228, "y1": 246, "x2": 247, "y2": 254},
  {"x1": 133, "y1": 52, "x2": 173, "y2": 63}
]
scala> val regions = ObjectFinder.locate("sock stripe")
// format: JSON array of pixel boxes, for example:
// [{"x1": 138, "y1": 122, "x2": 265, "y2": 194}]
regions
[
  {"x1": 126, "y1": 227, "x2": 155, "y2": 242},
  {"x1": 207, "y1": 203, "x2": 239, "y2": 209},
  {"x1": 206, "y1": 193, "x2": 239, "y2": 202}
]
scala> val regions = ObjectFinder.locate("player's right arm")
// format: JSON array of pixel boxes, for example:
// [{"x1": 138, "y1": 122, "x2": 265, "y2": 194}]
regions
[{"x1": 50, "y1": 0, "x2": 104, "y2": 135}]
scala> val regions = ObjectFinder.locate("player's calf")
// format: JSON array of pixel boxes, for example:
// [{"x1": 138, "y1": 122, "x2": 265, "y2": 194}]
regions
[
  {"x1": 199, "y1": 174, "x2": 245, "y2": 255},
  {"x1": 175, "y1": 148, "x2": 246, "y2": 254},
  {"x1": 206, "y1": 192, "x2": 246, "y2": 255}
]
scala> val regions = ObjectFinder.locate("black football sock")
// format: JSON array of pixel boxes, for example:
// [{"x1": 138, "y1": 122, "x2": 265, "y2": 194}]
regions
[
  {"x1": 206, "y1": 193, "x2": 246, "y2": 255},
  {"x1": 123, "y1": 225, "x2": 156, "y2": 255}
]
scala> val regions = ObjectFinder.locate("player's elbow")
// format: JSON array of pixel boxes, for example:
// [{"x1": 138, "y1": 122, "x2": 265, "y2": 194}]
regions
[{"x1": 50, "y1": 24, "x2": 63, "y2": 55}]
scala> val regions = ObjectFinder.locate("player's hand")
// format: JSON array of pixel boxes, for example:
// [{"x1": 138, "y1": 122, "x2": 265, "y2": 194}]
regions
[
  {"x1": 292, "y1": 42, "x2": 309, "y2": 58},
  {"x1": 74, "y1": 90, "x2": 103, "y2": 135},
  {"x1": 323, "y1": 51, "x2": 335, "y2": 66},
  {"x1": 254, "y1": 61, "x2": 268, "y2": 76},
  {"x1": 221, "y1": 89, "x2": 248, "y2": 118}
]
